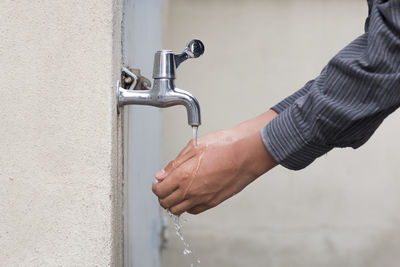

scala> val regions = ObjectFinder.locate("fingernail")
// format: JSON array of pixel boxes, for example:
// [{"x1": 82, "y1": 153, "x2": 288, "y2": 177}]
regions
[
  {"x1": 153, "y1": 180, "x2": 158, "y2": 185},
  {"x1": 155, "y1": 169, "x2": 166, "y2": 179}
]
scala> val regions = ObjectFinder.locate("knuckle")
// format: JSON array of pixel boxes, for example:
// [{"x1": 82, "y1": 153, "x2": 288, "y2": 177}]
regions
[
  {"x1": 180, "y1": 169, "x2": 192, "y2": 181},
  {"x1": 185, "y1": 189, "x2": 196, "y2": 199},
  {"x1": 159, "y1": 199, "x2": 167, "y2": 209},
  {"x1": 176, "y1": 174, "x2": 186, "y2": 184},
  {"x1": 152, "y1": 186, "x2": 159, "y2": 195},
  {"x1": 159, "y1": 199, "x2": 166, "y2": 207},
  {"x1": 170, "y1": 160, "x2": 178, "y2": 169},
  {"x1": 170, "y1": 207, "x2": 181, "y2": 216},
  {"x1": 165, "y1": 160, "x2": 175, "y2": 172},
  {"x1": 205, "y1": 195, "x2": 214, "y2": 203},
  {"x1": 208, "y1": 199, "x2": 218, "y2": 208},
  {"x1": 188, "y1": 209, "x2": 200, "y2": 215}
]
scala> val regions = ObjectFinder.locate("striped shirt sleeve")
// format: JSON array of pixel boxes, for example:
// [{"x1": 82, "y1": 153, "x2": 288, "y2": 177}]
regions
[{"x1": 261, "y1": 0, "x2": 400, "y2": 170}]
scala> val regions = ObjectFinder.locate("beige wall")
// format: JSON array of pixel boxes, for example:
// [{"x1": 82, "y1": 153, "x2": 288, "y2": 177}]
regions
[
  {"x1": 0, "y1": 1, "x2": 123, "y2": 265},
  {"x1": 162, "y1": 1, "x2": 400, "y2": 267}
]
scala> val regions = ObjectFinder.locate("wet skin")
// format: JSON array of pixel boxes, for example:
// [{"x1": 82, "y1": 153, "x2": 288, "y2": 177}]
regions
[{"x1": 152, "y1": 109, "x2": 278, "y2": 215}]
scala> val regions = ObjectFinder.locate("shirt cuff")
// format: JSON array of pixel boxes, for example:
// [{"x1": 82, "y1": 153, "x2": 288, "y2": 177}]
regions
[{"x1": 261, "y1": 105, "x2": 332, "y2": 170}]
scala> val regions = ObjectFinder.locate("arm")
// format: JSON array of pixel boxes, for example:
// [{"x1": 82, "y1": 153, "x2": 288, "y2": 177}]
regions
[
  {"x1": 153, "y1": 0, "x2": 400, "y2": 215},
  {"x1": 262, "y1": 0, "x2": 400, "y2": 170}
]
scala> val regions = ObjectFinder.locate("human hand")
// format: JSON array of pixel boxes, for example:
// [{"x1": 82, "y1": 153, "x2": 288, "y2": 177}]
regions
[{"x1": 152, "y1": 110, "x2": 278, "y2": 215}]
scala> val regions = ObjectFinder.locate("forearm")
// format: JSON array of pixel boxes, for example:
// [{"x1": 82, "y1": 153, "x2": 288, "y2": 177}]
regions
[
  {"x1": 231, "y1": 109, "x2": 278, "y2": 138},
  {"x1": 262, "y1": 1, "x2": 400, "y2": 170}
]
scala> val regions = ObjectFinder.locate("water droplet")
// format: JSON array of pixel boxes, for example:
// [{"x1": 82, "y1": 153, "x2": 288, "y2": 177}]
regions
[{"x1": 183, "y1": 248, "x2": 192, "y2": 255}]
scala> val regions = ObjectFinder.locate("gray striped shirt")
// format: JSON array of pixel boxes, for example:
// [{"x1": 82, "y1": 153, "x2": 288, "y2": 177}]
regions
[{"x1": 261, "y1": 0, "x2": 400, "y2": 170}]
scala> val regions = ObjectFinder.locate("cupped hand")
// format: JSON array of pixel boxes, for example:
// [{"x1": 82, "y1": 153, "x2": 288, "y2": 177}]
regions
[{"x1": 152, "y1": 110, "x2": 278, "y2": 215}]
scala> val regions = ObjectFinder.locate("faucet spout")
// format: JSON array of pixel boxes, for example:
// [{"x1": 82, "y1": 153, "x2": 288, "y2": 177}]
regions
[
  {"x1": 170, "y1": 88, "x2": 201, "y2": 127},
  {"x1": 118, "y1": 79, "x2": 201, "y2": 126}
]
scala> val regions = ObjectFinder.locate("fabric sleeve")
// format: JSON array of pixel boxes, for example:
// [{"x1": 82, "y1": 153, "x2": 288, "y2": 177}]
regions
[
  {"x1": 271, "y1": 79, "x2": 315, "y2": 114},
  {"x1": 261, "y1": 0, "x2": 400, "y2": 170}
]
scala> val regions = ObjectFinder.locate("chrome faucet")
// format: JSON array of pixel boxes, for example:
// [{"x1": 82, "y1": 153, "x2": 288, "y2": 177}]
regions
[{"x1": 117, "y1": 39, "x2": 205, "y2": 126}]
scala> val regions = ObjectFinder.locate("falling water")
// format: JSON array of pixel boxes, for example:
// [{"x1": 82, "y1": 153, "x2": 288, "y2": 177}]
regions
[
  {"x1": 167, "y1": 210, "x2": 201, "y2": 267},
  {"x1": 165, "y1": 126, "x2": 201, "y2": 266},
  {"x1": 192, "y1": 126, "x2": 198, "y2": 146}
]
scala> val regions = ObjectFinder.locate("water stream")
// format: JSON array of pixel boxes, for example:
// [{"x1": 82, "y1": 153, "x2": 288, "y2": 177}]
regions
[
  {"x1": 167, "y1": 126, "x2": 201, "y2": 267},
  {"x1": 192, "y1": 126, "x2": 198, "y2": 146}
]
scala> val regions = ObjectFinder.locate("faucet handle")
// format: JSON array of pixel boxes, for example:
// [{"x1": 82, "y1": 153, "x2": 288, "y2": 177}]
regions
[{"x1": 174, "y1": 39, "x2": 205, "y2": 68}]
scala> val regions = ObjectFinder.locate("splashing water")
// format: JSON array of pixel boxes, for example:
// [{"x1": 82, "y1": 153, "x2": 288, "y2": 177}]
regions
[{"x1": 167, "y1": 210, "x2": 200, "y2": 267}]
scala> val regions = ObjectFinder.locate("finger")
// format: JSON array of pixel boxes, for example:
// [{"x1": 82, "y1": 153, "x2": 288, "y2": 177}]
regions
[
  {"x1": 177, "y1": 139, "x2": 195, "y2": 157},
  {"x1": 152, "y1": 178, "x2": 179, "y2": 199},
  {"x1": 155, "y1": 169, "x2": 167, "y2": 181},
  {"x1": 156, "y1": 148, "x2": 197, "y2": 180},
  {"x1": 159, "y1": 189, "x2": 184, "y2": 209},
  {"x1": 170, "y1": 199, "x2": 196, "y2": 216},
  {"x1": 187, "y1": 204, "x2": 209, "y2": 215},
  {"x1": 168, "y1": 149, "x2": 196, "y2": 172}
]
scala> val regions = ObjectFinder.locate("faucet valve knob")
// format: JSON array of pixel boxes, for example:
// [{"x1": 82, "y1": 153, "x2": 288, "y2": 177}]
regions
[
  {"x1": 175, "y1": 39, "x2": 205, "y2": 68},
  {"x1": 152, "y1": 39, "x2": 205, "y2": 79}
]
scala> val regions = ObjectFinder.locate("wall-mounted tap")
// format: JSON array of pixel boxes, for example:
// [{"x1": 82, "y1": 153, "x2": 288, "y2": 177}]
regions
[{"x1": 117, "y1": 39, "x2": 205, "y2": 127}]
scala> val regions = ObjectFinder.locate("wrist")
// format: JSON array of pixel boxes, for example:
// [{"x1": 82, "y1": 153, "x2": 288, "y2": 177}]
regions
[
  {"x1": 233, "y1": 131, "x2": 277, "y2": 183},
  {"x1": 231, "y1": 109, "x2": 279, "y2": 180}
]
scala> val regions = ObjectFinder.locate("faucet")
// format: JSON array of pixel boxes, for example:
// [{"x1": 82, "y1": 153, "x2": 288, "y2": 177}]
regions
[{"x1": 117, "y1": 39, "x2": 205, "y2": 127}]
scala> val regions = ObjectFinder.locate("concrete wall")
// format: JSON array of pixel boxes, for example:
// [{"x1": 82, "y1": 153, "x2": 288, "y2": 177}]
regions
[
  {"x1": 161, "y1": 1, "x2": 400, "y2": 267},
  {"x1": 0, "y1": 1, "x2": 123, "y2": 266}
]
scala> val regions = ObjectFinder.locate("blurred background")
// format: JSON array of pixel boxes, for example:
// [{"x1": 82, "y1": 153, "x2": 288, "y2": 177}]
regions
[{"x1": 160, "y1": 0, "x2": 400, "y2": 266}]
